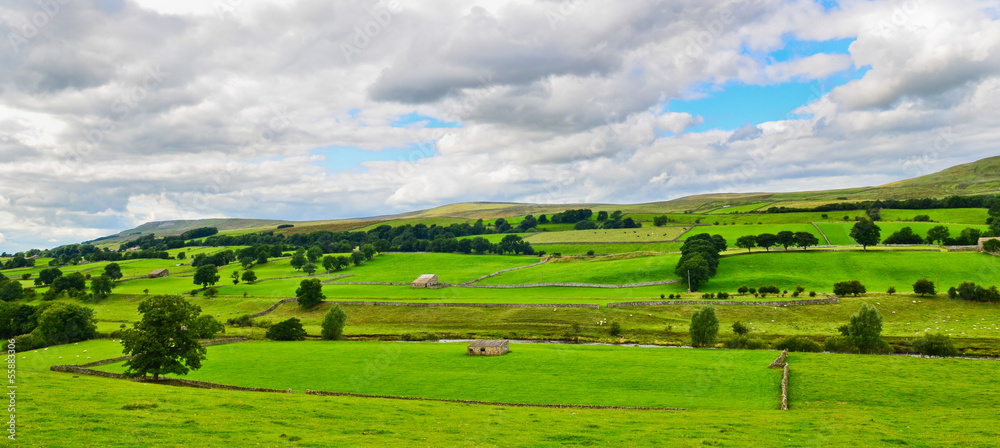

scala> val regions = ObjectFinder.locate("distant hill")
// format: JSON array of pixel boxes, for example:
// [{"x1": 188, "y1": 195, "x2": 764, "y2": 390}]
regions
[{"x1": 96, "y1": 155, "x2": 1000, "y2": 245}]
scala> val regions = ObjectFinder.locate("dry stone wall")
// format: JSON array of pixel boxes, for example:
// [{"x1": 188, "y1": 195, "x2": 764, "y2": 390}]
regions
[
  {"x1": 304, "y1": 389, "x2": 683, "y2": 411},
  {"x1": 458, "y1": 280, "x2": 679, "y2": 289},
  {"x1": 607, "y1": 296, "x2": 838, "y2": 308}
]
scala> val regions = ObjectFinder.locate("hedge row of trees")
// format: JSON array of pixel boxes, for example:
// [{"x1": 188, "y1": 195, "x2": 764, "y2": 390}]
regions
[{"x1": 735, "y1": 231, "x2": 820, "y2": 252}]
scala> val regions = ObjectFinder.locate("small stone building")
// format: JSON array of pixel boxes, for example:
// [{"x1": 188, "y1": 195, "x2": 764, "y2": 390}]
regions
[
  {"x1": 149, "y1": 269, "x2": 170, "y2": 278},
  {"x1": 467, "y1": 340, "x2": 509, "y2": 356},
  {"x1": 411, "y1": 274, "x2": 439, "y2": 289}
]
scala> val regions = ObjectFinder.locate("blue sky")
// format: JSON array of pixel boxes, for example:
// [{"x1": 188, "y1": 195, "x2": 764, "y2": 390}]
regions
[{"x1": 667, "y1": 37, "x2": 864, "y2": 132}]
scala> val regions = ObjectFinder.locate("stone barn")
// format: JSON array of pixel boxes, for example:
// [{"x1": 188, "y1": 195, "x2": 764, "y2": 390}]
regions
[
  {"x1": 411, "y1": 274, "x2": 439, "y2": 289},
  {"x1": 467, "y1": 340, "x2": 509, "y2": 356},
  {"x1": 148, "y1": 269, "x2": 170, "y2": 278}
]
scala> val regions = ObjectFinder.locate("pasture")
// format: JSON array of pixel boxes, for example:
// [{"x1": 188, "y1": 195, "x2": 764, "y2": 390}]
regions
[
  {"x1": 479, "y1": 253, "x2": 681, "y2": 285},
  {"x1": 523, "y1": 227, "x2": 689, "y2": 243},
  {"x1": 680, "y1": 224, "x2": 825, "y2": 244},
  {"x1": 816, "y1": 222, "x2": 990, "y2": 245},
  {"x1": 879, "y1": 208, "x2": 990, "y2": 224}
]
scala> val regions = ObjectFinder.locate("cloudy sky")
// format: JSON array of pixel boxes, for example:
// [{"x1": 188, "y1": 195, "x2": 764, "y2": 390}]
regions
[{"x1": 1, "y1": 0, "x2": 999, "y2": 252}]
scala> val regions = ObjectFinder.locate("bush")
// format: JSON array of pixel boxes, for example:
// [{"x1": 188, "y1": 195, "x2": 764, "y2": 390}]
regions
[
  {"x1": 722, "y1": 336, "x2": 768, "y2": 350},
  {"x1": 912, "y1": 278, "x2": 936, "y2": 296},
  {"x1": 731, "y1": 321, "x2": 749, "y2": 336},
  {"x1": 226, "y1": 314, "x2": 254, "y2": 327},
  {"x1": 13, "y1": 333, "x2": 43, "y2": 351},
  {"x1": 737, "y1": 285, "x2": 749, "y2": 295},
  {"x1": 203, "y1": 288, "x2": 218, "y2": 298},
  {"x1": 321, "y1": 305, "x2": 347, "y2": 340},
  {"x1": 848, "y1": 303, "x2": 884, "y2": 354},
  {"x1": 689, "y1": 307, "x2": 719, "y2": 348},
  {"x1": 608, "y1": 322, "x2": 622, "y2": 337},
  {"x1": 296, "y1": 279, "x2": 325, "y2": 308},
  {"x1": 824, "y1": 335, "x2": 857, "y2": 353},
  {"x1": 774, "y1": 336, "x2": 822, "y2": 353},
  {"x1": 833, "y1": 280, "x2": 866, "y2": 297},
  {"x1": 912, "y1": 332, "x2": 958, "y2": 357},
  {"x1": 948, "y1": 282, "x2": 1000, "y2": 302},
  {"x1": 33, "y1": 303, "x2": 97, "y2": 345},
  {"x1": 809, "y1": 291, "x2": 817, "y2": 297},
  {"x1": 189, "y1": 315, "x2": 225, "y2": 339},
  {"x1": 984, "y1": 239, "x2": 1000, "y2": 253},
  {"x1": 887, "y1": 286, "x2": 896, "y2": 295},
  {"x1": 717, "y1": 292, "x2": 730, "y2": 299},
  {"x1": 266, "y1": 318, "x2": 307, "y2": 341},
  {"x1": 586, "y1": 250, "x2": 595, "y2": 256}
]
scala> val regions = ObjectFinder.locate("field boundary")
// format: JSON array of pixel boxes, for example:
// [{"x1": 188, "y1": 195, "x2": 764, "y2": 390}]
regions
[
  {"x1": 327, "y1": 301, "x2": 601, "y2": 309},
  {"x1": 303, "y1": 389, "x2": 685, "y2": 411},
  {"x1": 811, "y1": 222, "x2": 831, "y2": 245},
  {"x1": 50, "y1": 364, "x2": 295, "y2": 393},
  {"x1": 607, "y1": 295, "x2": 839, "y2": 307},
  {"x1": 457, "y1": 280, "x2": 679, "y2": 289},
  {"x1": 460, "y1": 256, "x2": 552, "y2": 285}
]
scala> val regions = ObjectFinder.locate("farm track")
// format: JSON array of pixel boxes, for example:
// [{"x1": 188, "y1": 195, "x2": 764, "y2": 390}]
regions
[{"x1": 811, "y1": 222, "x2": 832, "y2": 245}]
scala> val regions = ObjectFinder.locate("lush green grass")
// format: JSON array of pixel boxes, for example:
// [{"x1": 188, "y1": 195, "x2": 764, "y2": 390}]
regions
[
  {"x1": 94, "y1": 341, "x2": 780, "y2": 410},
  {"x1": 524, "y1": 227, "x2": 688, "y2": 243},
  {"x1": 702, "y1": 211, "x2": 863, "y2": 225},
  {"x1": 480, "y1": 254, "x2": 680, "y2": 285},
  {"x1": 709, "y1": 251, "x2": 1000, "y2": 293},
  {"x1": 792, "y1": 351, "x2": 1000, "y2": 410},
  {"x1": 879, "y1": 208, "x2": 991, "y2": 225},
  {"x1": 532, "y1": 242, "x2": 684, "y2": 255},
  {"x1": 704, "y1": 202, "x2": 772, "y2": 214},
  {"x1": 817, "y1": 222, "x2": 990, "y2": 245},
  {"x1": 680, "y1": 224, "x2": 825, "y2": 244},
  {"x1": 322, "y1": 253, "x2": 541, "y2": 284}
]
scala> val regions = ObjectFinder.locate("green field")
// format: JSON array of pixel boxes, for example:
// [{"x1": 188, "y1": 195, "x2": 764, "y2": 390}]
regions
[
  {"x1": 879, "y1": 208, "x2": 991, "y2": 224},
  {"x1": 523, "y1": 227, "x2": 688, "y2": 243},
  {"x1": 480, "y1": 254, "x2": 680, "y2": 285},
  {"x1": 531, "y1": 242, "x2": 684, "y2": 255},
  {"x1": 704, "y1": 202, "x2": 772, "y2": 214},
  {"x1": 94, "y1": 341, "x2": 781, "y2": 410},
  {"x1": 817, "y1": 222, "x2": 990, "y2": 245},
  {"x1": 680, "y1": 224, "x2": 826, "y2": 244}
]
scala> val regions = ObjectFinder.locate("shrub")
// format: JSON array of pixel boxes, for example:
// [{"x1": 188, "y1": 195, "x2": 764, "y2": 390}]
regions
[
  {"x1": 586, "y1": 250, "x2": 595, "y2": 256},
  {"x1": 887, "y1": 286, "x2": 896, "y2": 295},
  {"x1": 774, "y1": 336, "x2": 822, "y2": 353},
  {"x1": 722, "y1": 336, "x2": 768, "y2": 350},
  {"x1": 12, "y1": 333, "x2": 43, "y2": 351},
  {"x1": 984, "y1": 239, "x2": 1000, "y2": 253},
  {"x1": 189, "y1": 315, "x2": 225, "y2": 339},
  {"x1": 912, "y1": 332, "x2": 958, "y2": 357},
  {"x1": 266, "y1": 318, "x2": 307, "y2": 341},
  {"x1": 608, "y1": 322, "x2": 622, "y2": 337},
  {"x1": 737, "y1": 285, "x2": 749, "y2": 295},
  {"x1": 33, "y1": 303, "x2": 98, "y2": 345},
  {"x1": 731, "y1": 321, "x2": 749, "y2": 336},
  {"x1": 296, "y1": 279, "x2": 325, "y2": 308},
  {"x1": 913, "y1": 215, "x2": 931, "y2": 222},
  {"x1": 833, "y1": 280, "x2": 866, "y2": 297},
  {"x1": 203, "y1": 288, "x2": 218, "y2": 298},
  {"x1": 912, "y1": 278, "x2": 936, "y2": 296},
  {"x1": 689, "y1": 307, "x2": 719, "y2": 348},
  {"x1": 748, "y1": 287, "x2": 757, "y2": 295},
  {"x1": 848, "y1": 303, "x2": 884, "y2": 354},
  {"x1": 809, "y1": 291, "x2": 817, "y2": 297},
  {"x1": 824, "y1": 335, "x2": 857, "y2": 353},
  {"x1": 226, "y1": 314, "x2": 255, "y2": 327},
  {"x1": 321, "y1": 305, "x2": 347, "y2": 340},
  {"x1": 717, "y1": 292, "x2": 730, "y2": 299},
  {"x1": 948, "y1": 282, "x2": 1000, "y2": 302}
]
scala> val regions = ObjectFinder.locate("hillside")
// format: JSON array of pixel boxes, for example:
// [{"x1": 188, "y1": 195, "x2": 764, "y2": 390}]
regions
[{"x1": 97, "y1": 155, "x2": 1000, "y2": 244}]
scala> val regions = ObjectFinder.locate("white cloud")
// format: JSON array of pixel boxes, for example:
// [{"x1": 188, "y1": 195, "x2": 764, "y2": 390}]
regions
[{"x1": 0, "y1": 0, "x2": 999, "y2": 252}]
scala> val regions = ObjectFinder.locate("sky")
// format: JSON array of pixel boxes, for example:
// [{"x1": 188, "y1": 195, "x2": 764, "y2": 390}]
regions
[{"x1": 2, "y1": 0, "x2": 1000, "y2": 252}]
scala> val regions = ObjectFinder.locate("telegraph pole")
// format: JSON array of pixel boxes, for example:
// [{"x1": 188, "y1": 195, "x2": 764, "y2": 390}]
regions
[{"x1": 687, "y1": 270, "x2": 692, "y2": 293}]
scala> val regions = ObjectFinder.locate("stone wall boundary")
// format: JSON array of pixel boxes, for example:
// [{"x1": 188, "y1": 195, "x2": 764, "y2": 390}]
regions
[
  {"x1": 303, "y1": 389, "x2": 684, "y2": 411},
  {"x1": 781, "y1": 363, "x2": 790, "y2": 411},
  {"x1": 607, "y1": 295, "x2": 838, "y2": 308},
  {"x1": 328, "y1": 301, "x2": 600, "y2": 309},
  {"x1": 768, "y1": 350, "x2": 788, "y2": 369},
  {"x1": 248, "y1": 298, "x2": 299, "y2": 318},
  {"x1": 458, "y1": 280, "x2": 679, "y2": 289},
  {"x1": 50, "y1": 365, "x2": 293, "y2": 393},
  {"x1": 460, "y1": 256, "x2": 551, "y2": 285}
]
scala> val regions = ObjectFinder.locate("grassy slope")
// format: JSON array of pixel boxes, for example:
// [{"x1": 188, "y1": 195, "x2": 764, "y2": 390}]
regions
[
  {"x1": 18, "y1": 340, "x2": 1000, "y2": 447},
  {"x1": 479, "y1": 254, "x2": 681, "y2": 285},
  {"x1": 817, "y1": 222, "x2": 990, "y2": 245},
  {"x1": 680, "y1": 224, "x2": 825, "y2": 243},
  {"x1": 523, "y1": 227, "x2": 689, "y2": 243}
]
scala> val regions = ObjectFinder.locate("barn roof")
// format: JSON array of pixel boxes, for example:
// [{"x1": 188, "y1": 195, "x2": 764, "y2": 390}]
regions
[
  {"x1": 412, "y1": 274, "x2": 438, "y2": 284},
  {"x1": 150, "y1": 269, "x2": 169, "y2": 275},
  {"x1": 468, "y1": 339, "x2": 507, "y2": 348}
]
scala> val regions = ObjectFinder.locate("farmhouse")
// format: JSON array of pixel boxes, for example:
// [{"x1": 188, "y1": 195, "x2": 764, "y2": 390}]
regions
[
  {"x1": 411, "y1": 274, "x2": 439, "y2": 288},
  {"x1": 148, "y1": 269, "x2": 170, "y2": 278},
  {"x1": 467, "y1": 340, "x2": 509, "y2": 356}
]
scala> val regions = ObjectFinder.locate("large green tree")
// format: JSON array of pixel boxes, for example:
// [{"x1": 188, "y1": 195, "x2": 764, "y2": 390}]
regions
[
  {"x1": 755, "y1": 233, "x2": 778, "y2": 251},
  {"x1": 850, "y1": 219, "x2": 881, "y2": 250},
  {"x1": 193, "y1": 264, "x2": 220, "y2": 288},
  {"x1": 120, "y1": 296, "x2": 207, "y2": 380},
  {"x1": 35, "y1": 303, "x2": 97, "y2": 345},
  {"x1": 296, "y1": 278, "x2": 325, "y2": 308},
  {"x1": 912, "y1": 278, "x2": 936, "y2": 296},
  {"x1": 675, "y1": 254, "x2": 711, "y2": 291},
  {"x1": 103, "y1": 263, "x2": 123, "y2": 281},
  {"x1": 776, "y1": 231, "x2": 796, "y2": 250},
  {"x1": 848, "y1": 303, "x2": 884, "y2": 354},
  {"x1": 689, "y1": 307, "x2": 720, "y2": 348},
  {"x1": 794, "y1": 232, "x2": 820, "y2": 250},
  {"x1": 321, "y1": 304, "x2": 348, "y2": 340},
  {"x1": 266, "y1": 318, "x2": 307, "y2": 341},
  {"x1": 90, "y1": 275, "x2": 115, "y2": 300},
  {"x1": 0, "y1": 281, "x2": 23, "y2": 302},
  {"x1": 926, "y1": 225, "x2": 950, "y2": 244},
  {"x1": 735, "y1": 235, "x2": 756, "y2": 252}
]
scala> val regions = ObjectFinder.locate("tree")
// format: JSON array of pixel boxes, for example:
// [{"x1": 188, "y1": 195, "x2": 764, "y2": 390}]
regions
[
  {"x1": 303, "y1": 263, "x2": 317, "y2": 275},
  {"x1": 912, "y1": 332, "x2": 958, "y2": 357},
  {"x1": 794, "y1": 232, "x2": 820, "y2": 250},
  {"x1": 266, "y1": 318, "x2": 307, "y2": 341},
  {"x1": 350, "y1": 251, "x2": 366, "y2": 266},
  {"x1": 296, "y1": 278, "x2": 325, "y2": 308},
  {"x1": 52, "y1": 273, "x2": 86, "y2": 295},
  {"x1": 290, "y1": 251, "x2": 307, "y2": 270},
  {"x1": 0, "y1": 281, "x2": 23, "y2": 302},
  {"x1": 653, "y1": 215, "x2": 669, "y2": 226},
  {"x1": 883, "y1": 227, "x2": 924, "y2": 245},
  {"x1": 833, "y1": 280, "x2": 866, "y2": 297},
  {"x1": 926, "y1": 225, "x2": 950, "y2": 244},
  {"x1": 850, "y1": 219, "x2": 881, "y2": 250},
  {"x1": 104, "y1": 263, "x2": 123, "y2": 281},
  {"x1": 360, "y1": 244, "x2": 376, "y2": 260},
  {"x1": 307, "y1": 246, "x2": 323, "y2": 263},
  {"x1": 887, "y1": 286, "x2": 897, "y2": 295},
  {"x1": 470, "y1": 237, "x2": 492, "y2": 255},
  {"x1": 188, "y1": 315, "x2": 225, "y2": 339},
  {"x1": 689, "y1": 307, "x2": 720, "y2": 348},
  {"x1": 321, "y1": 304, "x2": 347, "y2": 340},
  {"x1": 322, "y1": 255, "x2": 337, "y2": 273},
  {"x1": 241, "y1": 270, "x2": 257, "y2": 284},
  {"x1": 731, "y1": 320, "x2": 750, "y2": 336},
  {"x1": 193, "y1": 264, "x2": 220, "y2": 288},
  {"x1": 34, "y1": 303, "x2": 97, "y2": 345},
  {"x1": 735, "y1": 235, "x2": 756, "y2": 252},
  {"x1": 756, "y1": 233, "x2": 778, "y2": 251},
  {"x1": 912, "y1": 278, "x2": 936, "y2": 296},
  {"x1": 240, "y1": 257, "x2": 255, "y2": 269},
  {"x1": 231, "y1": 270, "x2": 241, "y2": 285},
  {"x1": 35, "y1": 267, "x2": 62, "y2": 286},
  {"x1": 777, "y1": 231, "x2": 796, "y2": 250},
  {"x1": 675, "y1": 253, "x2": 711, "y2": 291},
  {"x1": 848, "y1": 303, "x2": 884, "y2": 354},
  {"x1": 90, "y1": 275, "x2": 115, "y2": 300},
  {"x1": 737, "y1": 285, "x2": 749, "y2": 295},
  {"x1": 120, "y1": 296, "x2": 207, "y2": 380}
]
